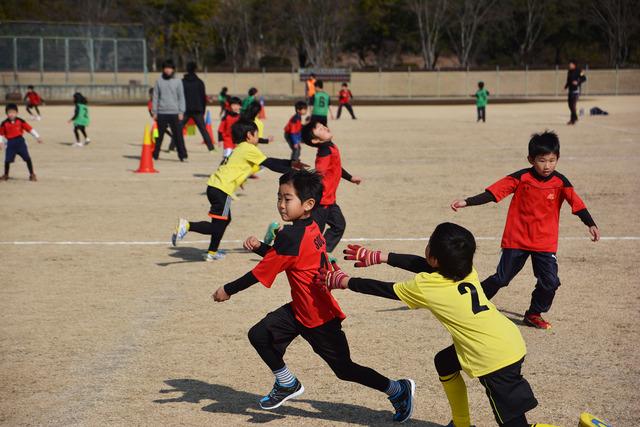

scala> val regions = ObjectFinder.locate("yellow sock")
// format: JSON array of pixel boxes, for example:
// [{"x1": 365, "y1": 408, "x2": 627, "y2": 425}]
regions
[{"x1": 440, "y1": 372, "x2": 471, "y2": 427}]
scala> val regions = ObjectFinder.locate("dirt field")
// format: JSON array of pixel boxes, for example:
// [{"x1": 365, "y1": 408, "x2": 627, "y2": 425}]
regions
[{"x1": 1, "y1": 97, "x2": 639, "y2": 427}]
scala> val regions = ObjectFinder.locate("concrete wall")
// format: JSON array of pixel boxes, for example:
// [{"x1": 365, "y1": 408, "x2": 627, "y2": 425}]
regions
[{"x1": 2, "y1": 68, "x2": 639, "y2": 102}]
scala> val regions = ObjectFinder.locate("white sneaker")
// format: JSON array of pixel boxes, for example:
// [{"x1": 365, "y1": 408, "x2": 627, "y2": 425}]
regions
[
  {"x1": 204, "y1": 251, "x2": 225, "y2": 261},
  {"x1": 73, "y1": 142, "x2": 83, "y2": 147},
  {"x1": 171, "y1": 218, "x2": 189, "y2": 246},
  {"x1": 36, "y1": 116, "x2": 41, "y2": 121},
  {"x1": 84, "y1": 138, "x2": 91, "y2": 145}
]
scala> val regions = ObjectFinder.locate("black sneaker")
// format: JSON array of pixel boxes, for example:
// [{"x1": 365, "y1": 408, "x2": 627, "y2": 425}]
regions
[
  {"x1": 259, "y1": 380, "x2": 305, "y2": 410},
  {"x1": 388, "y1": 379, "x2": 415, "y2": 422}
]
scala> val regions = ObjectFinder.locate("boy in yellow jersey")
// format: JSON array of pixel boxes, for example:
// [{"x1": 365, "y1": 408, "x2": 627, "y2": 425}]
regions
[
  {"x1": 315, "y1": 222, "x2": 558, "y2": 427},
  {"x1": 171, "y1": 119, "x2": 302, "y2": 261}
]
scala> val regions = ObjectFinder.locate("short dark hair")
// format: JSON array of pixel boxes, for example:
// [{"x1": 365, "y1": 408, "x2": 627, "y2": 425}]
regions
[
  {"x1": 478, "y1": 81, "x2": 484, "y2": 88},
  {"x1": 528, "y1": 130, "x2": 560, "y2": 158},
  {"x1": 310, "y1": 73, "x2": 316, "y2": 78},
  {"x1": 248, "y1": 87, "x2": 258, "y2": 96},
  {"x1": 341, "y1": 82, "x2": 348, "y2": 87},
  {"x1": 186, "y1": 61, "x2": 197, "y2": 73},
  {"x1": 73, "y1": 92, "x2": 87, "y2": 104},
  {"x1": 568, "y1": 59, "x2": 577, "y2": 65},
  {"x1": 279, "y1": 169, "x2": 324, "y2": 207},
  {"x1": 229, "y1": 96, "x2": 241, "y2": 105},
  {"x1": 162, "y1": 59, "x2": 175, "y2": 69},
  {"x1": 301, "y1": 119, "x2": 322, "y2": 145},
  {"x1": 314, "y1": 80, "x2": 324, "y2": 89},
  {"x1": 27, "y1": 85, "x2": 34, "y2": 89},
  {"x1": 428, "y1": 222, "x2": 476, "y2": 281},
  {"x1": 295, "y1": 100, "x2": 308, "y2": 111},
  {"x1": 148, "y1": 87, "x2": 154, "y2": 95},
  {"x1": 231, "y1": 119, "x2": 258, "y2": 144},
  {"x1": 242, "y1": 101, "x2": 262, "y2": 121},
  {"x1": 5, "y1": 103, "x2": 18, "y2": 113}
]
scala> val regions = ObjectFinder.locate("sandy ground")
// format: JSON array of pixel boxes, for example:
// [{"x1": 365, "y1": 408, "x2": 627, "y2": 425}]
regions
[{"x1": 1, "y1": 97, "x2": 639, "y2": 427}]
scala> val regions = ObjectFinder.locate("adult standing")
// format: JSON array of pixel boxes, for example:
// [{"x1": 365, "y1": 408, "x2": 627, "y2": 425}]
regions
[
  {"x1": 152, "y1": 59, "x2": 187, "y2": 161},
  {"x1": 564, "y1": 60, "x2": 586, "y2": 125},
  {"x1": 181, "y1": 62, "x2": 214, "y2": 151}
]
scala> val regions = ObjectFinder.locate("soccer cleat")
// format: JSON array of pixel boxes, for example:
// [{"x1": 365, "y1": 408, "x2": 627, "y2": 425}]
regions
[
  {"x1": 263, "y1": 222, "x2": 280, "y2": 245},
  {"x1": 259, "y1": 380, "x2": 305, "y2": 410},
  {"x1": 171, "y1": 218, "x2": 189, "y2": 246},
  {"x1": 204, "y1": 251, "x2": 225, "y2": 262},
  {"x1": 524, "y1": 312, "x2": 552, "y2": 329},
  {"x1": 29, "y1": 174, "x2": 37, "y2": 182},
  {"x1": 388, "y1": 378, "x2": 415, "y2": 423}
]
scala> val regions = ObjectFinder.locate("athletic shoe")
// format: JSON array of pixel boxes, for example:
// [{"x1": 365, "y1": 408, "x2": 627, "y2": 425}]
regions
[
  {"x1": 73, "y1": 142, "x2": 83, "y2": 147},
  {"x1": 204, "y1": 251, "x2": 225, "y2": 262},
  {"x1": 259, "y1": 380, "x2": 305, "y2": 410},
  {"x1": 36, "y1": 116, "x2": 41, "y2": 121},
  {"x1": 524, "y1": 312, "x2": 552, "y2": 329},
  {"x1": 84, "y1": 138, "x2": 91, "y2": 145},
  {"x1": 29, "y1": 174, "x2": 37, "y2": 182},
  {"x1": 263, "y1": 222, "x2": 280, "y2": 245},
  {"x1": 388, "y1": 378, "x2": 415, "y2": 423},
  {"x1": 0, "y1": 174, "x2": 8, "y2": 181},
  {"x1": 171, "y1": 218, "x2": 189, "y2": 246}
]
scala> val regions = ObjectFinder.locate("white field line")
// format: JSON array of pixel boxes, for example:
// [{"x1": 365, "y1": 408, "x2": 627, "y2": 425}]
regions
[{"x1": 0, "y1": 236, "x2": 638, "y2": 245}]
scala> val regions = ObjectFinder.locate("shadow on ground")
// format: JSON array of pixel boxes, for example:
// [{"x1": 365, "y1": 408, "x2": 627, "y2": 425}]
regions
[
  {"x1": 157, "y1": 246, "x2": 250, "y2": 266},
  {"x1": 497, "y1": 308, "x2": 527, "y2": 326},
  {"x1": 155, "y1": 379, "x2": 442, "y2": 426}
]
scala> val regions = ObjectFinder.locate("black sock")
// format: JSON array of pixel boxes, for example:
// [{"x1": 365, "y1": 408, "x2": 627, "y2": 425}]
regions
[
  {"x1": 4, "y1": 162, "x2": 9, "y2": 175},
  {"x1": 26, "y1": 159, "x2": 34, "y2": 174}
]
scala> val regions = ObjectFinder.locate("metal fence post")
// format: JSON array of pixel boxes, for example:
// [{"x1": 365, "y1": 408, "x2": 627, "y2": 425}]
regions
[
  {"x1": 584, "y1": 64, "x2": 589, "y2": 95},
  {"x1": 378, "y1": 67, "x2": 382, "y2": 97},
  {"x1": 615, "y1": 65, "x2": 619, "y2": 95},
  {"x1": 496, "y1": 65, "x2": 500, "y2": 97},
  {"x1": 39, "y1": 37, "x2": 44, "y2": 84},
  {"x1": 65, "y1": 38, "x2": 70, "y2": 84},
  {"x1": 437, "y1": 66, "x2": 440, "y2": 98},
  {"x1": 291, "y1": 65, "x2": 295, "y2": 97},
  {"x1": 262, "y1": 67, "x2": 266, "y2": 95},
  {"x1": 13, "y1": 37, "x2": 18, "y2": 85},
  {"x1": 408, "y1": 66, "x2": 412, "y2": 99},
  {"x1": 113, "y1": 39, "x2": 118, "y2": 84},
  {"x1": 554, "y1": 65, "x2": 559, "y2": 97},
  {"x1": 525, "y1": 65, "x2": 528, "y2": 97},
  {"x1": 89, "y1": 38, "x2": 95, "y2": 84},
  {"x1": 142, "y1": 39, "x2": 148, "y2": 86},
  {"x1": 233, "y1": 66, "x2": 237, "y2": 93},
  {"x1": 465, "y1": 65, "x2": 469, "y2": 95}
]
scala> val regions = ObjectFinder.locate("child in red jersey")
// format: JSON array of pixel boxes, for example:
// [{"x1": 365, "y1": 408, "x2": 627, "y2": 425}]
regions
[
  {"x1": 23, "y1": 86, "x2": 43, "y2": 120},
  {"x1": 336, "y1": 83, "x2": 356, "y2": 120},
  {"x1": 218, "y1": 96, "x2": 242, "y2": 162},
  {"x1": 212, "y1": 169, "x2": 414, "y2": 422},
  {"x1": 283, "y1": 100, "x2": 307, "y2": 161},
  {"x1": 450, "y1": 131, "x2": 600, "y2": 329},
  {"x1": 1, "y1": 104, "x2": 43, "y2": 181}
]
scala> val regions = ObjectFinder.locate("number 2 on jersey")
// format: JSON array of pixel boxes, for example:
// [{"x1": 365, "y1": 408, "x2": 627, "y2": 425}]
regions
[{"x1": 457, "y1": 282, "x2": 489, "y2": 315}]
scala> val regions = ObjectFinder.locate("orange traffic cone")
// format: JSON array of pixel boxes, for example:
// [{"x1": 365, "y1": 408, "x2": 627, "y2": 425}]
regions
[
  {"x1": 135, "y1": 124, "x2": 159, "y2": 173},
  {"x1": 201, "y1": 110, "x2": 214, "y2": 145}
]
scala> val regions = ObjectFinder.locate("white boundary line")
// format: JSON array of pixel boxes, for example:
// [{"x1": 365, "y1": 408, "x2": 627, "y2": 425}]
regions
[{"x1": 1, "y1": 236, "x2": 638, "y2": 245}]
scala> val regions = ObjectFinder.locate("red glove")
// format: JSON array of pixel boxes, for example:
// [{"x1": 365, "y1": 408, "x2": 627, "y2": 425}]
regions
[
  {"x1": 314, "y1": 267, "x2": 349, "y2": 290},
  {"x1": 343, "y1": 244, "x2": 382, "y2": 267}
]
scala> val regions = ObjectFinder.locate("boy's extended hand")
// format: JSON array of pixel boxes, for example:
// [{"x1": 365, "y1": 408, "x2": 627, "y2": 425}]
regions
[
  {"x1": 350, "y1": 176, "x2": 362, "y2": 185},
  {"x1": 243, "y1": 236, "x2": 261, "y2": 251},
  {"x1": 291, "y1": 160, "x2": 309, "y2": 170},
  {"x1": 344, "y1": 244, "x2": 382, "y2": 267},
  {"x1": 314, "y1": 267, "x2": 349, "y2": 290},
  {"x1": 589, "y1": 226, "x2": 600, "y2": 242},
  {"x1": 212, "y1": 286, "x2": 230, "y2": 302},
  {"x1": 450, "y1": 199, "x2": 467, "y2": 211},
  {"x1": 37, "y1": 138, "x2": 43, "y2": 144}
]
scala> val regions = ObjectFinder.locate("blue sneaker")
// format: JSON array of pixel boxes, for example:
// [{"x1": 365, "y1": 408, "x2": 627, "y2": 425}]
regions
[
  {"x1": 263, "y1": 221, "x2": 280, "y2": 245},
  {"x1": 388, "y1": 379, "x2": 415, "y2": 423},
  {"x1": 259, "y1": 379, "x2": 305, "y2": 410},
  {"x1": 171, "y1": 218, "x2": 189, "y2": 246}
]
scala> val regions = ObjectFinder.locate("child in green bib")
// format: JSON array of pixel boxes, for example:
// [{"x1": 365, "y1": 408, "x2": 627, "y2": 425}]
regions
[
  {"x1": 474, "y1": 81, "x2": 489, "y2": 123},
  {"x1": 68, "y1": 92, "x2": 90, "y2": 146},
  {"x1": 310, "y1": 80, "x2": 332, "y2": 126}
]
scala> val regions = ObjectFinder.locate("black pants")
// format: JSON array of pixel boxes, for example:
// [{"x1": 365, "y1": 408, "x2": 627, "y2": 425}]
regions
[
  {"x1": 337, "y1": 103, "x2": 355, "y2": 119},
  {"x1": 26, "y1": 105, "x2": 40, "y2": 116},
  {"x1": 310, "y1": 114, "x2": 328, "y2": 126},
  {"x1": 181, "y1": 111, "x2": 214, "y2": 151},
  {"x1": 481, "y1": 249, "x2": 560, "y2": 314},
  {"x1": 248, "y1": 304, "x2": 390, "y2": 392},
  {"x1": 434, "y1": 345, "x2": 537, "y2": 426},
  {"x1": 568, "y1": 93, "x2": 579, "y2": 123},
  {"x1": 477, "y1": 106, "x2": 486, "y2": 122},
  {"x1": 188, "y1": 187, "x2": 231, "y2": 252},
  {"x1": 73, "y1": 125, "x2": 87, "y2": 142},
  {"x1": 284, "y1": 133, "x2": 301, "y2": 161},
  {"x1": 154, "y1": 114, "x2": 187, "y2": 160},
  {"x1": 312, "y1": 204, "x2": 346, "y2": 253}
]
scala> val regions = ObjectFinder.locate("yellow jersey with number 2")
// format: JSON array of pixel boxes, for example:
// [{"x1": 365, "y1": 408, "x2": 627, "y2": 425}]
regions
[{"x1": 393, "y1": 268, "x2": 526, "y2": 377}]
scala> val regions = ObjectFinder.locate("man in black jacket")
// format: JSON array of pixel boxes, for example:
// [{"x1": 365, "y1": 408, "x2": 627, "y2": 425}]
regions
[
  {"x1": 564, "y1": 60, "x2": 586, "y2": 125},
  {"x1": 181, "y1": 62, "x2": 215, "y2": 150}
]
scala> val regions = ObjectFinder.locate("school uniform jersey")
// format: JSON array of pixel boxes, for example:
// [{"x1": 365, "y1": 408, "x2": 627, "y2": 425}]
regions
[
  {"x1": 217, "y1": 112, "x2": 240, "y2": 149},
  {"x1": 315, "y1": 142, "x2": 342, "y2": 206},
  {"x1": 338, "y1": 89, "x2": 353, "y2": 104},
  {"x1": 0, "y1": 117, "x2": 33, "y2": 140},
  {"x1": 486, "y1": 168, "x2": 588, "y2": 252},
  {"x1": 252, "y1": 217, "x2": 346, "y2": 328},
  {"x1": 393, "y1": 268, "x2": 526, "y2": 377},
  {"x1": 25, "y1": 92, "x2": 42, "y2": 106},
  {"x1": 207, "y1": 142, "x2": 266, "y2": 195},
  {"x1": 312, "y1": 91, "x2": 330, "y2": 117},
  {"x1": 284, "y1": 114, "x2": 302, "y2": 135}
]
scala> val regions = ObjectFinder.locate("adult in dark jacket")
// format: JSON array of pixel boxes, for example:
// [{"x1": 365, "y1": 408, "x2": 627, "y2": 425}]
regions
[
  {"x1": 564, "y1": 60, "x2": 587, "y2": 125},
  {"x1": 181, "y1": 62, "x2": 214, "y2": 151}
]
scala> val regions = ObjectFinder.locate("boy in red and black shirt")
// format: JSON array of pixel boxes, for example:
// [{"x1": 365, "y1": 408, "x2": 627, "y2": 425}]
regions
[
  {"x1": 218, "y1": 96, "x2": 241, "y2": 162},
  {"x1": 23, "y1": 85, "x2": 43, "y2": 120},
  {"x1": 451, "y1": 131, "x2": 600, "y2": 329},
  {"x1": 301, "y1": 119, "x2": 362, "y2": 256},
  {"x1": 337, "y1": 82, "x2": 356, "y2": 120},
  {"x1": 1, "y1": 103, "x2": 43, "y2": 181},
  {"x1": 283, "y1": 101, "x2": 307, "y2": 161},
  {"x1": 212, "y1": 169, "x2": 414, "y2": 422}
]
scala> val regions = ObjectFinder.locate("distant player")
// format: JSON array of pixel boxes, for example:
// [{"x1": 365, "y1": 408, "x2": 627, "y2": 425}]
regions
[
  {"x1": 212, "y1": 169, "x2": 415, "y2": 422},
  {"x1": 217, "y1": 97, "x2": 242, "y2": 161},
  {"x1": 336, "y1": 83, "x2": 356, "y2": 120},
  {"x1": 309, "y1": 80, "x2": 332, "y2": 126},
  {"x1": 1, "y1": 103, "x2": 43, "y2": 181},
  {"x1": 305, "y1": 73, "x2": 316, "y2": 104},
  {"x1": 68, "y1": 92, "x2": 90, "y2": 146},
  {"x1": 474, "y1": 81, "x2": 489, "y2": 122},
  {"x1": 450, "y1": 131, "x2": 600, "y2": 329},
  {"x1": 565, "y1": 60, "x2": 586, "y2": 125},
  {"x1": 218, "y1": 86, "x2": 229, "y2": 117},
  {"x1": 318, "y1": 222, "x2": 560, "y2": 427},
  {"x1": 241, "y1": 87, "x2": 258, "y2": 113},
  {"x1": 23, "y1": 85, "x2": 43, "y2": 120},
  {"x1": 283, "y1": 101, "x2": 307, "y2": 161}
]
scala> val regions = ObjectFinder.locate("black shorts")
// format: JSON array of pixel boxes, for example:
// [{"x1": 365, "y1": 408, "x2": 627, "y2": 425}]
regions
[
  {"x1": 206, "y1": 186, "x2": 231, "y2": 220},
  {"x1": 479, "y1": 358, "x2": 538, "y2": 425}
]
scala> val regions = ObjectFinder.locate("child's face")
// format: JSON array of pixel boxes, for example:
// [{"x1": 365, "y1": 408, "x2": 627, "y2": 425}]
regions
[
  {"x1": 298, "y1": 107, "x2": 308, "y2": 116},
  {"x1": 277, "y1": 182, "x2": 315, "y2": 221},
  {"x1": 245, "y1": 130, "x2": 259, "y2": 145},
  {"x1": 6, "y1": 110, "x2": 17, "y2": 120},
  {"x1": 311, "y1": 123, "x2": 332, "y2": 144},
  {"x1": 528, "y1": 153, "x2": 558, "y2": 177},
  {"x1": 231, "y1": 103, "x2": 241, "y2": 113},
  {"x1": 163, "y1": 67, "x2": 174, "y2": 75}
]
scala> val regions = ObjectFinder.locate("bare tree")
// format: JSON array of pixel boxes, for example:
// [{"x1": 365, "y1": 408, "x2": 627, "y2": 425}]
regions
[
  {"x1": 408, "y1": 0, "x2": 448, "y2": 69},
  {"x1": 501, "y1": 0, "x2": 548, "y2": 65},
  {"x1": 589, "y1": 0, "x2": 640, "y2": 66},
  {"x1": 446, "y1": 0, "x2": 497, "y2": 67}
]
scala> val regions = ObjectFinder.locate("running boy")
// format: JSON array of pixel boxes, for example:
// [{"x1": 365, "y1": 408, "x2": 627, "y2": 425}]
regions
[
  {"x1": 317, "y1": 222, "x2": 558, "y2": 427},
  {"x1": 212, "y1": 169, "x2": 415, "y2": 422},
  {"x1": 450, "y1": 131, "x2": 600, "y2": 329},
  {"x1": 283, "y1": 101, "x2": 307, "y2": 161},
  {"x1": 171, "y1": 120, "x2": 301, "y2": 261},
  {"x1": 217, "y1": 96, "x2": 242, "y2": 161},
  {"x1": 474, "y1": 81, "x2": 489, "y2": 122},
  {"x1": 309, "y1": 80, "x2": 332, "y2": 125},
  {"x1": 68, "y1": 92, "x2": 90, "y2": 146},
  {"x1": 1, "y1": 104, "x2": 43, "y2": 181},
  {"x1": 24, "y1": 86, "x2": 43, "y2": 120},
  {"x1": 337, "y1": 83, "x2": 356, "y2": 120}
]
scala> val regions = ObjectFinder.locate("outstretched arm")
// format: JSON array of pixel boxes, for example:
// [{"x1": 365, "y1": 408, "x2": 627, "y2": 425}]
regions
[
  {"x1": 343, "y1": 244, "x2": 433, "y2": 273},
  {"x1": 341, "y1": 168, "x2": 362, "y2": 184},
  {"x1": 213, "y1": 271, "x2": 259, "y2": 302},
  {"x1": 314, "y1": 267, "x2": 400, "y2": 300},
  {"x1": 451, "y1": 190, "x2": 496, "y2": 211},
  {"x1": 261, "y1": 158, "x2": 308, "y2": 174}
]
